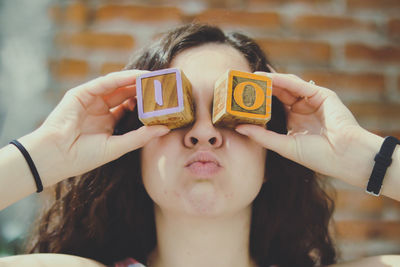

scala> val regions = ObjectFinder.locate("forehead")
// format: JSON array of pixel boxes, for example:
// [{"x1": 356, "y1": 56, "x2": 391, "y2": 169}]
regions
[{"x1": 170, "y1": 43, "x2": 252, "y2": 83}]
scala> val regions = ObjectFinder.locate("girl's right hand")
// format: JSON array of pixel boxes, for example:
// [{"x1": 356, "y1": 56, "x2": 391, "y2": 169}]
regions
[{"x1": 19, "y1": 70, "x2": 170, "y2": 188}]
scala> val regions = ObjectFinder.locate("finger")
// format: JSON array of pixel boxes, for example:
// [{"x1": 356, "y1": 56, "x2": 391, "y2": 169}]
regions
[
  {"x1": 255, "y1": 71, "x2": 303, "y2": 82},
  {"x1": 260, "y1": 72, "x2": 333, "y2": 112},
  {"x1": 254, "y1": 71, "x2": 298, "y2": 105},
  {"x1": 75, "y1": 70, "x2": 148, "y2": 96},
  {"x1": 267, "y1": 73, "x2": 321, "y2": 98},
  {"x1": 271, "y1": 85, "x2": 319, "y2": 114},
  {"x1": 235, "y1": 124, "x2": 296, "y2": 161},
  {"x1": 103, "y1": 84, "x2": 137, "y2": 108},
  {"x1": 290, "y1": 97, "x2": 319, "y2": 114},
  {"x1": 110, "y1": 98, "x2": 136, "y2": 123},
  {"x1": 67, "y1": 70, "x2": 144, "y2": 115},
  {"x1": 105, "y1": 125, "x2": 170, "y2": 161},
  {"x1": 272, "y1": 86, "x2": 299, "y2": 106},
  {"x1": 255, "y1": 71, "x2": 317, "y2": 97},
  {"x1": 254, "y1": 71, "x2": 304, "y2": 102}
]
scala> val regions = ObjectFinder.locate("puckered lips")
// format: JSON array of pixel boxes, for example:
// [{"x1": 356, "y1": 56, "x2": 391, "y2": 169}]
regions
[{"x1": 184, "y1": 151, "x2": 222, "y2": 178}]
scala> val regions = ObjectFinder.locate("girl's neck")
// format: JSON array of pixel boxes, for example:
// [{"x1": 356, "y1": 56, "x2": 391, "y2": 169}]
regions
[{"x1": 147, "y1": 205, "x2": 257, "y2": 267}]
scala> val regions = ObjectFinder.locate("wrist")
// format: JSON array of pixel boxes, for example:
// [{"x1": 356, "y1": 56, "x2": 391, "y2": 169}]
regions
[
  {"x1": 337, "y1": 127, "x2": 400, "y2": 200},
  {"x1": 366, "y1": 136, "x2": 400, "y2": 196},
  {"x1": 9, "y1": 140, "x2": 43, "y2": 192},
  {"x1": 18, "y1": 127, "x2": 61, "y2": 189},
  {"x1": 380, "y1": 138, "x2": 400, "y2": 199},
  {"x1": 336, "y1": 127, "x2": 383, "y2": 188}
]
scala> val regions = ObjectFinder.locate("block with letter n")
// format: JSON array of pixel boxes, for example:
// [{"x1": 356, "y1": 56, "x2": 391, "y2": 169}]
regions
[
  {"x1": 136, "y1": 68, "x2": 194, "y2": 129},
  {"x1": 212, "y1": 70, "x2": 272, "y2": 128}
]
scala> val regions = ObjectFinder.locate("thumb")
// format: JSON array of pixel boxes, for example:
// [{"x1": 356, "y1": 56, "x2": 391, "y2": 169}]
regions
[
  {"x1": 106, "y1": 125, "x2": 170, "y2": 161},
  {"x1": 235, "y1": 124, "x2": 296, "y2": 160}
]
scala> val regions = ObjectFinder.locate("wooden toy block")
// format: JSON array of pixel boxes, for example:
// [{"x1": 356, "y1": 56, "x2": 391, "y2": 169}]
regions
[
  {"x1": 212, "y1": 70, "x2": 272, "y2": 128},
  {"x1": 136, "y1": 68, "x2": 194, "y2": 129}
]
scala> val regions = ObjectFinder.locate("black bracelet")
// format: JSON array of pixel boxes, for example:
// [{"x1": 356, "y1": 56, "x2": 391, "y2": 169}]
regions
[
  {"x1": 366, "y1": 136, "x2": 400, "y2": 196},
  {"x1": 9, "y1": 139, "x2": 43, "y2": 193}
]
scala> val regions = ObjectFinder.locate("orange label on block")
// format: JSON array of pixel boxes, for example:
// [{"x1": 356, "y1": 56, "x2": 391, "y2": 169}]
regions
[
  {"x1": 227, "y1": 70, "x2": 271, "y2": 118},
  {"x1": 233, "y1": 81, "x2": 265, "y2": 111}
]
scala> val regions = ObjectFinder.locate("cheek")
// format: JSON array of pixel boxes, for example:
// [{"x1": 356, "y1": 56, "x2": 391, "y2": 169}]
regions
[
  {"x1": 226, "y1": 133, "x2": 266, "y2": 170},
  {"x1": 141, "y1": 136, "x2": 181, "y2": 202},
  {"x1": 226, "y1": 135, "x2": 266, "y2": 184}
]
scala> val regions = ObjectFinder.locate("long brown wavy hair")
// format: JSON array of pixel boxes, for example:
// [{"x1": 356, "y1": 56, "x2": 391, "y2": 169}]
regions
[{"x1": 27, "y1": 23, "x2": 337, "y2": 267}]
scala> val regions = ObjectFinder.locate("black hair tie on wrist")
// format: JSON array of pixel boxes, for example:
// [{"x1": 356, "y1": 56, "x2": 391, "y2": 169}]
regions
[
  {"x1": 9, "y1": 139, "x2": 43, "y2": 193},
  {"x1": 366, "y1": 136, "x2": 400, "y2": 196}
]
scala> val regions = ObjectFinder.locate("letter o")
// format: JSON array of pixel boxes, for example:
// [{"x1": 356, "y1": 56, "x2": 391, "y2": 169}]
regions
[{"x1": 233, "y1": 81, "x2": 265, "y2": 110}]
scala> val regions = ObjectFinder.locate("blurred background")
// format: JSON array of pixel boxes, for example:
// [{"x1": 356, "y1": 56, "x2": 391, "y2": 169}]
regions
[{"x1": 0, "y1": 0, "x2": 399, "y2": 262}]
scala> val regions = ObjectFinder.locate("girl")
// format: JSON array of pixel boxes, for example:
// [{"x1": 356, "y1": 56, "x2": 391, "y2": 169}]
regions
[{"x1": 0, "y1": 24, "x2": 399, "y2": 267}]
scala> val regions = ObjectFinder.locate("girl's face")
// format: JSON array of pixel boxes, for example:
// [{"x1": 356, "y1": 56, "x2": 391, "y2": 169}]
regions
[{"x1": 141, "y1": 43, "x2": 266, "y2": 217}]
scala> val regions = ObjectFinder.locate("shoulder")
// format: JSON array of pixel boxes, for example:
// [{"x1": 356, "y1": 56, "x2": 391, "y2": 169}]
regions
[
  {"x1": 327, "y1": 255, "x2": 400, "y2": 267},
  {"x1": 0, "y1": 253, "x2": 106, "y2": 267}
]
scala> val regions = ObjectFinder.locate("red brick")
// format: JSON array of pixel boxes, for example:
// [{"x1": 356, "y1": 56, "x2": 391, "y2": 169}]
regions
[
  {"x1": 384, "y1": 195, "x2": 400, "y2": 210},
  {"x1": 347, "y1": 0, "x2": 400, "y2": 10},
  {"x1": 347, "y1": 102, "x2": 400, "y2": 120},
  {"x1": 55, "y1": 32, "x2": 135, "y2": 50},
  {"x1": 398, "y1": 76, "x2": 400, "y2": 92},
  {"x1": 48, "y1": 2, "x2": 87, "y2": 25},
  {"x1": 301, "y1": 70, "x2": 385, "y2": 93},
  {"x1": 194, "y1": 9, "x2": 281, "y2": 28},
  {"x1": 346, "y1": 43, "x2": 400, "y2": 64},
  {"x1": 257, "y1": 39, "x2": 331, "y2": 65},
  {"x1": 100, "y1": 62, "x2": 126, "y2": 75},
  {"x1": 335, "y1": 220, "x2": 400, "y2": 240},
  {"x1": 334, "y1": 190, "x2": 384, "y2": 214},
  {"x1": 250, "y1": 0, "x2": 331, "y2": 5},
  {"x1": 95, "y1": 5, "x2": 181, "y2": 22},
  {"x1": 204, "y1": 0, "x2": 243, "y2": 8},
  {"x1": 48, "y1": 4, "x2": 63, "y2": 24},
  {"x1": 65, "y1": 2, "x2": 87, "y2": 25},
  {"x1": 53, "y1": 58, "x2": 89, "y2": 78},
  {"x1": 389, "y1": 19, "x2": 400, "y2": 38},
  {"x1": 373, "y1": 130, "x2": 400, "y2": 140},
  {"x1": 385, "y1": 194, "x2": 400, "y2": 210},
  {"x1": 293, "y1": 15, "x2": 376, "y2": 33}
]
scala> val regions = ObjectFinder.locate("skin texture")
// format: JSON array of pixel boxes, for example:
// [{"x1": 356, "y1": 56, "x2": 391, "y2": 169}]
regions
[{"x1": 141, "y1": 44, "x2": 266, "y2": 267}]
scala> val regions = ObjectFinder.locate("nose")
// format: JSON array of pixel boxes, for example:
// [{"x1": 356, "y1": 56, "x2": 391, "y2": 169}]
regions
[{"x1": 183, "y1": 115, "x2": 223, "y2": 148}]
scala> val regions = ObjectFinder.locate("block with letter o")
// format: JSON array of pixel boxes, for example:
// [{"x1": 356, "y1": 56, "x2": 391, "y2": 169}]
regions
[
  {"x1": 136, "y1": 68, "x2": 194, "y2": 129},
  {"x1": 212, "y1": 70, "x2": 272, "y2": 128}
]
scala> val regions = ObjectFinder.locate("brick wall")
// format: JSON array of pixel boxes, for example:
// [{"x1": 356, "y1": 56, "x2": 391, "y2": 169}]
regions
[{"x1": 47, "y1": 0, "x2": 400, "y2": 263}]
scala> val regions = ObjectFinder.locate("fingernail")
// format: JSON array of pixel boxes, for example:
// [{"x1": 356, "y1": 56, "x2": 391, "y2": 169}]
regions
[
  {"x1": 267, "y1": 64, "x2": 277, "y2": 73},
  {"x1": 256, "y1": 72, "x2": 273, "y2": 79},
  {"x1": 158, "y1": 127, "x2": 170, "y2": 135},
  {"x1": 254, "y1": 71, "x2": 272, "y2": 79},
  {"x1": 264, "y1": 72, "x2": 273, "y2": 79},
  {"x1": 235, "y1": 127, "x2": 248, "y2": 135}
]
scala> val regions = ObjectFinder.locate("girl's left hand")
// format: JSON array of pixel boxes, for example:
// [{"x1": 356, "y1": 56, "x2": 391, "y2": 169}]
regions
[{"x1": 235, "y1": 72, "x2": 382, "y2": 188}]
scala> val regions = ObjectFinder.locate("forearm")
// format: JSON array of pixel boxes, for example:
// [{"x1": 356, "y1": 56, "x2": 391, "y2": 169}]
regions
[{"x1": 0, "y1": 130, "x2": 50, "y2": 210}]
